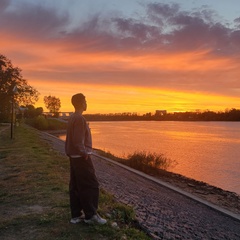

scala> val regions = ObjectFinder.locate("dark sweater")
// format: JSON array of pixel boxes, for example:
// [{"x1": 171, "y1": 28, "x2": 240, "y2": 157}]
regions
[{"x1": 65, "y1": 112, "x2": 92, "y2": 157}]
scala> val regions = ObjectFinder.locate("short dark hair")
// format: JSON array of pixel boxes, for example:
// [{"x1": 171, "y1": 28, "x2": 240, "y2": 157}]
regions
[{"x1": 71, "y1": 93, "x2": 85, "y2": 108}]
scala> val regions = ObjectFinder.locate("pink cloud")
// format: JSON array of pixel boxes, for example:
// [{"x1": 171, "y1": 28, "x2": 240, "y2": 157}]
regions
[{"x1": 1, "y1": 1, "x2": 239, "y2": 56}]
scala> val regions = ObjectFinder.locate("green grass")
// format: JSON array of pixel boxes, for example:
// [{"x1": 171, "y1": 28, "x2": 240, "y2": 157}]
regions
[
  {"x1": 0, "y1": 125, "x2": 151, "y2": 240},
  {"x1": 25, "y1": 116, "x2": 67, "y2": 130}
]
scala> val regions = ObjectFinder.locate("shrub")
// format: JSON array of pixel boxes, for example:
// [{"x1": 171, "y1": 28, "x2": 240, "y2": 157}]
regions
[
  {"x1": 96, "y1": 149, "x2": 176, "y2": 175},
  {"x1": 34, "y1": 115, "x2": 49, "y2": 130},
  {"x1": 25, "y1": 116, "x2": 67, "y2": 131},
  {"x1": 47, "y1": 118, "x2": 66, "y2": 130},
  {"x1": 112, "y1": 203, "x2": 135, "y2": 224},
  {"x1": 126, "y1": 151, "x2": 174, "y2": 173}
]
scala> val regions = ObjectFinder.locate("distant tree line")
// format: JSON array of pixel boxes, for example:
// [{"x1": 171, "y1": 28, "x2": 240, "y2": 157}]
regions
[
  {"x1": 159, "y1": 109, "x2": 240, "y2": 121},
  {"x1": 84, "y1": 109, "x2": 240, "y2": 121}
]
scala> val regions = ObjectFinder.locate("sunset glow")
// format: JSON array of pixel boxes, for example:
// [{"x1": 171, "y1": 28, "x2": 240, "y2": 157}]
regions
[{"x1": 1, "y1": 0, "x2": 240, "y2": 114}]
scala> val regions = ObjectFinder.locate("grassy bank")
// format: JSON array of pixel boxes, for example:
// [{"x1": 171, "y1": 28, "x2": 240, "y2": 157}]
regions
[
  {"x1": 25, "y1": 116, "x2": 67, "y2": 131},
  {"x1": 0, "y1": 125, "x2": 151, "y2": 240}
]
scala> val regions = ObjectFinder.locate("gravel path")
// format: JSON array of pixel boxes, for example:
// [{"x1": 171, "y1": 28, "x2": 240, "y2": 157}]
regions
[{"x1": 40, "y1": 131, "x2": 240, "y2": 240}]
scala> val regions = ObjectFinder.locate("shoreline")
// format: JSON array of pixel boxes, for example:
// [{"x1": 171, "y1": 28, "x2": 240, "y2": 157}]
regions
[
  {"x1": 93, "y1": 149, "x2": 240, "y2": 215},
  {"x1": 46, "y1": 129, "x2": 240, "y2": 215},
  {"x1": 147, "y1": 167, "x2": 240, "y2": 215}
]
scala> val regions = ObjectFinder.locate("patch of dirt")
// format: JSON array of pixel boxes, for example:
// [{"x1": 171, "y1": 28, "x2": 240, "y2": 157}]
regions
[{"x1": 1, "y1": 205, "x2": 49, "y2": 221}]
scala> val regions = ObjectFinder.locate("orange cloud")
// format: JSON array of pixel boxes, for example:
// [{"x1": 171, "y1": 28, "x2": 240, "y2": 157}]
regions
[
  {"x1": 32, "y1": 78, "x2": 240, "y2": 114},
  {"x1": 1, "y1": 1, "x2": 240, "y2": 114}
]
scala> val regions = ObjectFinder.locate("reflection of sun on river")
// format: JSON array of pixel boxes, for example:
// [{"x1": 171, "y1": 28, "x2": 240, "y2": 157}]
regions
[{"x1": 58, "y1": 121, "x2": 240, "y2": 195}]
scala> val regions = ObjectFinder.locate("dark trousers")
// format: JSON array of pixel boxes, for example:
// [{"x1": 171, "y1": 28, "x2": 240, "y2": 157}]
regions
[{"x1": 69, "y1": 156, "x2": 99, "y2": 219}]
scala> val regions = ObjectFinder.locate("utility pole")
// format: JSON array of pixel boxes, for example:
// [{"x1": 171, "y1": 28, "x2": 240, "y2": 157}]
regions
[{"x1": 10, "y1": 85, "x2": 18, "y2": 139}]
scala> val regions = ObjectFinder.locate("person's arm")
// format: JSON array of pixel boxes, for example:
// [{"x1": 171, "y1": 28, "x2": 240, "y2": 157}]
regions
[{"x1": 73, "y1": 117, "x2": 88, "y2": 159}]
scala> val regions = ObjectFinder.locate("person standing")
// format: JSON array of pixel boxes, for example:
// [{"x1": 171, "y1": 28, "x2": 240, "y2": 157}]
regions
[{"x1": 65, "y1": 93, "x2": 106, "y2": 225}]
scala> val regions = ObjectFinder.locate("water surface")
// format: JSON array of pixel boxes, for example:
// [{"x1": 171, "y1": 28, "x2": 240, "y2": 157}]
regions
[{"x1": 59, "y1": 121, "x2": 240, "y2": 194}]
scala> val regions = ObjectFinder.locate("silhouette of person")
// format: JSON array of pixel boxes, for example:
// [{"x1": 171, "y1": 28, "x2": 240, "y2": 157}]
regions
[{"x1": 65, "y1": 93, "x2": 106, "y2": 224}]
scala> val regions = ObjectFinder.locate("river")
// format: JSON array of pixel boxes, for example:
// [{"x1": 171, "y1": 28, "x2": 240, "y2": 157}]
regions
[{"x1": 58, "y1": 121, "x2": 240, "y2": 195}]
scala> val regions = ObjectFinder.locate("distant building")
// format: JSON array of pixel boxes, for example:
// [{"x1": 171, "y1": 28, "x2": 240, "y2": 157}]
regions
[{"x1": 155, "y1": 110, "x2": 167, "y2": 116}]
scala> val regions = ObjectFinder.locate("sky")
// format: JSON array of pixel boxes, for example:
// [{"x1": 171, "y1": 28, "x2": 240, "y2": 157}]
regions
[{"x1": 1, "y1": 0, "x2": 240, "y2": 114}]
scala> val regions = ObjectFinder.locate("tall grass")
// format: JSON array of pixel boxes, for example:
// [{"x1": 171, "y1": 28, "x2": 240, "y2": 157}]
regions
[
  {"x1": 127, "y1": 151, "x2": 173, "y2": 170},
  {"x1": 95, "y1": 149, "x2": 176, "y2": 176},
  {"x1": 123, "y1": 151, "x2": 176, "y2": 175}
]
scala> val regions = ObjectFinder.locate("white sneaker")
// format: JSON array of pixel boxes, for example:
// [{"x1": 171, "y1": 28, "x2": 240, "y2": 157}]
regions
[
  {"x1": 70, "y1": 213, "x2": 85, "y2": 224},
  {"x1": 84, "y1": 214, "x2": 107, "y2": 225}
]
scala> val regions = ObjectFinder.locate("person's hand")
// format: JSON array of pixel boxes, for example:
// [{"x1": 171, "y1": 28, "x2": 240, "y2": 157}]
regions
[{"x1": 83, "y1": 153, "x2": 88, "y2": 160}]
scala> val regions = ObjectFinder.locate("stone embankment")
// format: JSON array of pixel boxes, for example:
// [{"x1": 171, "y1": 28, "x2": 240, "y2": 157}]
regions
[{"x1": 41, "y1": 131, "x2": 240, "y2": 240}]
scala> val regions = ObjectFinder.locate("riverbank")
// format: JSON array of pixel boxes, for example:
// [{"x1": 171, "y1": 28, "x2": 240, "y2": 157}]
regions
[
  {"x1": 145, "y1": 166, "x2": 240, "y2": 215},
  {"x1": 0, "y1": 125, "x2": 150, "y2": 240},
  {"x1": 47, "y1": 129, "x2": 240, "y2": 215},
  {"x1": 43, "y1": 128, "x2": 240, "y2": 239},
  {"x1": 3, "y1": 125, "x2": 239, "y2": 239},
  {"x1": 51, "y1": 121, "x2": 240, "y2": 195},
  {"x1": 99, "y1": 148, "x2": 240, "y2": 215}
]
